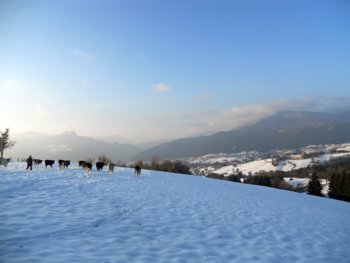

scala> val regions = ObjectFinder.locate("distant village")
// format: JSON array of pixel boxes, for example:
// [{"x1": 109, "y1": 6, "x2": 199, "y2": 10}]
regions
[{"x1": 186, "y1": 143, "x2": 350, "y2": 177}]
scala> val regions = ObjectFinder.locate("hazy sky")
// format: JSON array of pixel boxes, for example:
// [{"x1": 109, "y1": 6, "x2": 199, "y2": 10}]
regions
[{"x1": 1, "y1": 0, "x2": 350, "y2": 142}]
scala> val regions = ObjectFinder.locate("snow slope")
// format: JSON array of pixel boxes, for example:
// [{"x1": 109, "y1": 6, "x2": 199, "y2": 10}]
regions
[
  {"x1": 1, "y1": 163, "x2": 350, "y2": 262},
  {"x1": 212, "y1": 153, "x2": 350, "y2": 176}
]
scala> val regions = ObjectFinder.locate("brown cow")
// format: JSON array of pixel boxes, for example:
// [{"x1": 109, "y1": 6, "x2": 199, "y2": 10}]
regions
[{"x1": 108, "y1": 163, "x2": 115, "y2": 173}]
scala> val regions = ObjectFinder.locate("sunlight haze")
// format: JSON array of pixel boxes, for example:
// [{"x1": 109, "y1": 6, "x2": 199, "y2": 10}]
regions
[{"x1": 1, "y1": 0, "x2": 349, "y2": 143}]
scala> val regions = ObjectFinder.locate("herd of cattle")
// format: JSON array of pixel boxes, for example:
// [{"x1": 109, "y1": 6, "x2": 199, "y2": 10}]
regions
[
  {"x1": 0, "y1": 157, "x2": 141, "y2": 175},
  {"x1": 78, "y1": 160, "x2": 115, "y2": 173},
  {"x1": 30, "y1": 158, "x2": 116, "y2": 173}
]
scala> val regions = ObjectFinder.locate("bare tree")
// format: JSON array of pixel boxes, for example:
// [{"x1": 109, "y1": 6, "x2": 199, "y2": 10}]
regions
[
  {"x1": 0, "y1": 128, "x2": 16, "y2": 159},
  {"x1": 117, "y1": 160, "x2": 126, "y2": 167},
  {"x1": 85, "y1": 158, "x2": 95, "y2": 164},
  {"x1": 150, "y1": 156, "x2": 160, "y2": 170},
  {"x1": 98, "y1": 154, "x2": 112, "y2": 165}
]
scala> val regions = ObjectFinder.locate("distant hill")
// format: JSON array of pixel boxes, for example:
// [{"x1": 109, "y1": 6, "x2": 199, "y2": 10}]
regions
[
  {"x1": 133, "y1": 111, "x2": 350, "y2": 160},
  {"x1": 7, "y1": 131, "x2": 141, "y2": 162},
  {"x1": 7, "y1": 110, "x2": 350, "y2": 162}
]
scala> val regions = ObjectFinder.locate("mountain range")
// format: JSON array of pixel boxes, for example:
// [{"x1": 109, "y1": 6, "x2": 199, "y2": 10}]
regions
[
  {"x1": 8, "y1": 131, "x2": 140, "y2": 162},
  {"x1": 7, "y1": 110, "x2": 350, "y2": 162},
  {"x1": 134, "y1": 110, "x2": 350, "y2": 160}
]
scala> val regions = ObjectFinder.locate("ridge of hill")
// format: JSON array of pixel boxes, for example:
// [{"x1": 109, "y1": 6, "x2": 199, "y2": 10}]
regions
[
  {"x1": 134, "y1": 110, "x2": 350, "y2": 160},
  {"x1": 7, "y1": 110, "x2": 350, "y2": 162},
  {"x1": 8, "y1": 131, "x2": 140, "y2": 162}
]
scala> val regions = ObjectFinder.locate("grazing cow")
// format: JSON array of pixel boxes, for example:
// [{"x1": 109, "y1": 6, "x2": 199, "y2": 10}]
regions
[
  {"x1": 58, "y1": 160, "x2": 70, "y2": 169},
  {"x1": 58, "y1": 159, "x2": 65, "y2": 169},
  {"x1": 0, "y1": 157, "x2": 10, "y2": 167},
  {"x1": 96, "y1": 162, "x2": 105, "y2": 171},
  {"x1": 83, "y1": 162, "x2": 92, "y2": 172},
  {"x1": 34, "y1": 159, "x2": 42, "y2": 165},
  {"x1": 108, "y1": 163, "x2": 115, "y2": 173},
  {"x1": 64, "y1": 160, "x2": 70, "y2": 169},
  {"x1": 45, "y1": 160, "x2": 55, "y2": 168},
  {"x1": 59, "y1": 160, "x2": 70, "y2": 169},
  {"x1": 78, "y1": 160, "x2": 86, "y2": 168}
]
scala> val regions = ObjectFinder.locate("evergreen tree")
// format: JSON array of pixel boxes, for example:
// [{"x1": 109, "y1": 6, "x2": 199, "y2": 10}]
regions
[
  {"x1": 343, "y1": 172, "x2": 350, "y2": 202},
  {"x1": 329, "y1": 173, "x2": 335, "y2": 198},
  {"x1": 329, "y1": 173, "x2": 340, "y2": 199},
  {"x1": 307, "y1": 173, "x2": 323, "y2": 196},
  {"x1": 329, "y1": 172, "x2": 350, "y2": 201}
]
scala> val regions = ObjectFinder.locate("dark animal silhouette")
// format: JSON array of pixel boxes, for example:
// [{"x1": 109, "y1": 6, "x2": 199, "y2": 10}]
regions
[
  {"x1": 78, "y1": 160, "x2": 86, "y2": 168},
  {"x1": 33, "y1": 159, "x2": 42, "y2": 165},
  {"x1": 64, "y1": 160, "x2": 70, "y2": 168},
  {"x1": 58, "y1": 159, "x2": 65, "y2": 169},
  {"x1": 58, "y1": 160, "x2": 70, "y2": 169},
  {"x1": 96, "y1": 162, "x2": 105, "y2": 171},
  {"x1": 83, "y1": 162, "x2": 92, "y2": 172},
  {"x1": 108, "y1": 163, "x2": 115, "y2": 173},
  {"x1": 45, "y1": 160, "x2": 55, "y2": 168}
]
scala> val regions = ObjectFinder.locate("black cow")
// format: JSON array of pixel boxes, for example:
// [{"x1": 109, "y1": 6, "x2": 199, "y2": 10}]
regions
[
  {"x1": 45, "y1": 160, "x2": 55, "y2": 168},
  {"x1": 83, "y1": 162, "x2": 92, "y2": 172},
  {"x1": 96, "y1": 162, "x2": 105, "y2": 171},
  {"x1": 34, "y1": 159, "x2": 42, "y2": 165},
  {"x1": 78, "y1": 160, "x2": 86, "y2": 168},
  {"x1": 58, "y1": 160, "x2": 70, "y2": 169},
  {"x1": 64, "y1": 160, "x2": 70, "y2": 169},
  {"x1": 58, "y1": 159, "x2": 65, "y2": 169}
]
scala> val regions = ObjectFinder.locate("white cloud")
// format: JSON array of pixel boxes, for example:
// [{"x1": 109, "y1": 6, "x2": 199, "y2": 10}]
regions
[
  {"x1": 72, "y1": 49, "x2": 96, "y2": 61},
  {"x1": 163, "y1": 99, "x2": 316, "y2": 138},
  {"x1": 214, "y1": 99, "x2": 314, "y2": 128},
  {"x1": 33, "y1": 104, "x2": 47, "y2": 119},
  {"x1": 152, "y1": 83, "x2": 171, "y2": 93}
]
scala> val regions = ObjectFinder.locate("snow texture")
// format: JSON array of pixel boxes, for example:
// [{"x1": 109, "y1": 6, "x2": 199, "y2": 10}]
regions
[{"x1": 1, "y1": 163, "x2": 350, "y2": 262}]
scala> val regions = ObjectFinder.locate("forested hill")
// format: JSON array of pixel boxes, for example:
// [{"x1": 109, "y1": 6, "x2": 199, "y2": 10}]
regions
[{"x1": 133, "y1": 110, "x2": 350, "y2": 160}]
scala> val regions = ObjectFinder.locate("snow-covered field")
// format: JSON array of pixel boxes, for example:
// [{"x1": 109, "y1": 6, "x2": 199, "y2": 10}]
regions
[
  {"x1": 1, "y1": 163, "x2": 350, "y2": 262},
  {"x1": 189, "y1": 143, "x2": 350, "y2": 177},
  {"x1": 209, "y1": 152, "x2": 350, "y2": 176}
]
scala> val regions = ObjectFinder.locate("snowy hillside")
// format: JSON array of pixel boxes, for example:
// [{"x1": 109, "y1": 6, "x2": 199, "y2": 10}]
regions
[
  {"x1": 189, "y1": 143, "x2": 350, "y2": 176},
  {"x1": 213, "y1": 153, "x2": 350, "y2": 176},
  {"x1": 1, "y1": 163, "x2": 350, "y2": 262}
]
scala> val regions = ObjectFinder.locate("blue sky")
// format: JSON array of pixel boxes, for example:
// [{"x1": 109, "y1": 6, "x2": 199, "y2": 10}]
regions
[{"x1": 1, "y1": 0, "x2": 350, "y2": 142}]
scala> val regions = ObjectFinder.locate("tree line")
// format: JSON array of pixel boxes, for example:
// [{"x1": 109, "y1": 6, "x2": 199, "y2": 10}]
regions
[
  {"x1": 206, "y1": 157, "x2": 350, "y2": 202},
  {"x1": 96, "y1": 155, "x2": 191, "y2": 175},
  {"x1": 139, "y1": 156, "x2": 191, "y2": 175}
]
